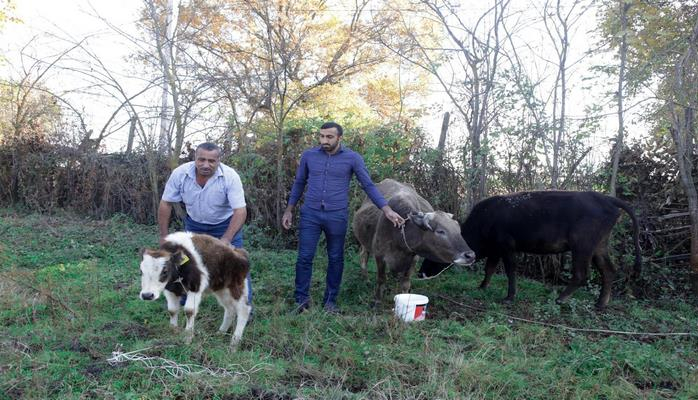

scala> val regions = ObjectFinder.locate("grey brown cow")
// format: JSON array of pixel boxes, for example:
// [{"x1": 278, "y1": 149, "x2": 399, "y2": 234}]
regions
[{"x1": 353, "y1": 179, "x2": 475, "y2": 303}]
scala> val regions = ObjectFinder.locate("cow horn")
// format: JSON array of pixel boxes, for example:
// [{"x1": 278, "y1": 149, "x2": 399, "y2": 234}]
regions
[{"x1": 410, "y1": 211, "x2": 435, "y2": 231}]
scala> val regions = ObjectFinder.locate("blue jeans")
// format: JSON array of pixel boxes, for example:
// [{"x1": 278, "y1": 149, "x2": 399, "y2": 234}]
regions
[
  {"x1": 185, "y1": 215, "x2": 252, "y2": 305},
  {"x1": 294, "y1": 206, "x2": 349, "y2": 306}
]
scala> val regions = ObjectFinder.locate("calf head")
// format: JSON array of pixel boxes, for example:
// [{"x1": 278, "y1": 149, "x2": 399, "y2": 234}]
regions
[
  {"x1": 139, "y1": 249, "x2": 184, "y2": 301},
  {"x1": 408, "y1": 211, "x2": 475, "y2": 265}
]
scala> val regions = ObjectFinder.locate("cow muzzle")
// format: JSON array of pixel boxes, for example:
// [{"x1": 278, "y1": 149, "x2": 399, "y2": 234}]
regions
[
  {"x1": 140, "y1": 292, "x2": 155, "y2": 301},
  {"x1": 453, "y1": 250, "x2": 476, "y2": 265}
]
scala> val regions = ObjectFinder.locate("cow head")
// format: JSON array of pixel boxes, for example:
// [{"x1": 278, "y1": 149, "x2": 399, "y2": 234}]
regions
[
  {"x1": 407, "y1": 211, "x2": 475, "y2": 266},
  {"x1": 139, "y1": 249, "x2": 183, "y2": 301}
]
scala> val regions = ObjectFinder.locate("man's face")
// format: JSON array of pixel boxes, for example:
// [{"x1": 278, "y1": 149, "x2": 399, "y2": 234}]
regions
[
  {"x1": 319, "y1": 128, "x2": 341, "y2": 153},
  {"x1": 194, "y1": 148, "x2": 220, "y2": 177}
]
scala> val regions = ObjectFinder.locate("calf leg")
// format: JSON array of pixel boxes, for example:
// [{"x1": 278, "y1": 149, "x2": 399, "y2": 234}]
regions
[
  {"x1": 163, "y1": 290, "x2": 181, "y2": 328},
  {"x1": 230, "y1": 296, "x2": 251, "y2": 348},
  {"x1": 182, "y1": 292, "x2": 203, "y2": 344},
  {"x1": 556, "y1": 251, "x2": 591, "y2": 305},
  {"x1": 592, "y1": 248, "x2": 616, "y2": 310},
  {"x1": 213, "y1": 290, "x2": 235, "y2": 333},
  {"x1": 479, "y1": 256, "x2": 500, "y2": 289}
]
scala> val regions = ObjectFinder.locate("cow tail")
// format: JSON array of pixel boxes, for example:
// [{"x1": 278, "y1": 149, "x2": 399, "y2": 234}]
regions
[{"x1": 609, "y1": 197, "x2": 642, "y2": 279}]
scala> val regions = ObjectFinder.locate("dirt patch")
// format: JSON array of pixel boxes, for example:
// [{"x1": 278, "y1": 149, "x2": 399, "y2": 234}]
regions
[
  {"x1": 122, "y1": 322, "x2": 150, "y2": 339},
  {"x1": 84, "y1": 362, "x2": 104, "y2": 377},
  {"x1": 223, "y1": 387, "x2": 293, "y2": 400}
]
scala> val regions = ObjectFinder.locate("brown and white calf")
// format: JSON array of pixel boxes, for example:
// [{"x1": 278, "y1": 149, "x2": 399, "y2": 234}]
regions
[{"x1": 139, "y1": 232, "x2": 251, "y2": 347}]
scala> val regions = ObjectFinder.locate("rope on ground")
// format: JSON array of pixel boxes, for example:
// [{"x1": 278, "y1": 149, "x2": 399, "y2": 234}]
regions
[
  {"x1": 107, "y1": 347, "x2": 269, "y2": 380},
  {"x1": 436, "y1": 294, "x2": 698, "y2": 338}
]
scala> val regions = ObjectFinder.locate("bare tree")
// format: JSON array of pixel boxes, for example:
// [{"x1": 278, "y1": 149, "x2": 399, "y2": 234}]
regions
[
  {"x1": 380, "y1": 0, "x2": 509, "y2": 207},
  {"x1": 609, "y1": 0, "x2": 630, "y2": 196},
  {"x1": 668, "y1": 14, "x2": 698, "y2": 294},
  {"x1": 187, "y1": 0, "x2": 389, "y2": 227},
  {"x1": 541, "y1": 0, "x2": 591, "y2": 188}
]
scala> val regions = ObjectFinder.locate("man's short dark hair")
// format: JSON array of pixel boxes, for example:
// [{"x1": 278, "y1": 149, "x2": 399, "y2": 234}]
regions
[
  {"x1": 320, "y1": 122, "x2": 343, "y2": 136},
  {"x1": 196, "y1": 142, "x2": 221, "y2": 157}
]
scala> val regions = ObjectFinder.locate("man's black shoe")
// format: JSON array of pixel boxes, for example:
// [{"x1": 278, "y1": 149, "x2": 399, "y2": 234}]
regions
[
  {"x1": 323, "y1": 302, "x2": 339, "y2": 314},
  {"x1": 294, "y1": 302, "x2": 310, "y2": 314}
]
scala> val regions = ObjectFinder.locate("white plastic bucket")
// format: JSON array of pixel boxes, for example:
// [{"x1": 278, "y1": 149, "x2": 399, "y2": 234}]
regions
[{"x1": 394, "y1": 293, "x2": 429, "y2": 322}]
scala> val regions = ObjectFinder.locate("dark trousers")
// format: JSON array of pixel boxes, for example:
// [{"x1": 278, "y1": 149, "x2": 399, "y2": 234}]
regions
[
  {"x1": 185, "y1": 215, "x2": 252, "y2": 304},
  {"x1": 294, "y1": 206, "x2": 349, "y2": 306}
]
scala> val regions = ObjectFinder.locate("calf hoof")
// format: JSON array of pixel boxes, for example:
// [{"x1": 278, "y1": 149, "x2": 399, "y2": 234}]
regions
[
  {"x1": 478, "y1": 283, "x2": 489, "y2": 289},
  {"x1": 594, "y1": 303, "x2": 608, "y2": 312},
  {"x1": 183, "y1": 332, "x2": 194, "y2": 345},
  {"x1": 555, "y1": 297, "x2": 565, "y2": 305}
]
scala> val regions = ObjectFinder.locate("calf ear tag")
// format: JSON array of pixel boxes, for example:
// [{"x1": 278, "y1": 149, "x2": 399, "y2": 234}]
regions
[{"x1": 179, "y1": 254, "x2": 190, "y2": 265}]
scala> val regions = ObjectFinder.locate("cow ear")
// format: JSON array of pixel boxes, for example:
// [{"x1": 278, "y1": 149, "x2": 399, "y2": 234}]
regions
[
  {"x1": 446, "y1": 213, "x2": 454, "y2": 219},
  {"x1": 410, "y1": 211, "x2": 434, "y2": 231},
  {"x1": 170, "y1": 250, "x2": 182, "y2": 265},
  {"x1": 139, "y1": 248, "x2": 154, "y2": 258}
]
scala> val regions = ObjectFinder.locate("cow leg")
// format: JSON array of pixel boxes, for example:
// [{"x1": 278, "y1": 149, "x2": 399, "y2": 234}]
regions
[
  {"x1": 592, "y1": 248, "x2": 616, "y2": 310},
  {"x1": 479, "y1": 256, "x2": 500, "y2": 289},
  {"x1": 374, "y1": 257, "x2": 387, "y2": 306},
  {"x1": 556, "y1": 251, "x2": 591, "y2": 305},
  {"x1": 183, "y1": 292, "x2": 203, "y2": 344},
  {"x1": 359, "y1": 246, "x2": 370, "y2": 279},
  {"x1": 502, "y1": 254, "x2": 517, "y2": 303},
  {"x1": 398, "y1": 256, "x2": 417, "y2": 294},
  {"x1": 163, "y1": 290, "x2": 180, "y2": 328}
]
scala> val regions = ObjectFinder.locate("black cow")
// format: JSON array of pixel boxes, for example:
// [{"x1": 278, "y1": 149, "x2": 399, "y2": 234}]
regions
[{"x1": 418, "y1": 191, "x2": 641, "y2": 309}]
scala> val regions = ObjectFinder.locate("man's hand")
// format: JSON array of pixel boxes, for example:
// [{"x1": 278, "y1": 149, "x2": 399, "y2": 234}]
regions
[
  {"x1": 382, "y1": 206, "x2": 405, "y2": 227},
  {"x1": 282, "y1": 210, "x2": 293, "y2": 230}
]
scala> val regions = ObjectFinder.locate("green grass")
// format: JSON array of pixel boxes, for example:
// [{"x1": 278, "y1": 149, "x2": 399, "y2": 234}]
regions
[{"x1": 1, "y1": 208, "x2": 697, "y2": 399}]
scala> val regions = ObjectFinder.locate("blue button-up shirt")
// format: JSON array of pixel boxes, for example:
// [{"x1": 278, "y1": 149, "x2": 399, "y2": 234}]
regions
[
  {"x1": 288, "y1": 145, "x2": 387, "y2": 211},
  {"x1": 162, "y1": 161, "x2": 246, "y2": 225}
]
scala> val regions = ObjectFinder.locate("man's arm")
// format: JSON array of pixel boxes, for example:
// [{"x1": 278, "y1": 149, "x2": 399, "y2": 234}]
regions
[
  {"x1": 158, "y1": 200, "x2": 174, "y2": 245},
  {"x1": 353, "y1": 155, "x2": 405, "y2": 227},
  {"x1": 282, "y1": 153, "x2": 309, "y2": 230},
  {"x1": 221, "y1": 207, "x2": 247, "y2": 245},
  {"x1": 282, "y1": 203, "x2": 295, "y2": 230}
]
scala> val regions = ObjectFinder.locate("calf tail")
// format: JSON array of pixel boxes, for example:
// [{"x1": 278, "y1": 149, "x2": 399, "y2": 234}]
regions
[{"x1": 609, "y1": 197, "x2": 642, "y2": 279}]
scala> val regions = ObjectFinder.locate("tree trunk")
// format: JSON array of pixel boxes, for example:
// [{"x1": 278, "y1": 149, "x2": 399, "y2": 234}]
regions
[
  {"x1": 610, "y1": 0, "x2": 630, "y2": 197},
  {"x1": 276, "y1": 126, "x2": 284, "y2": 232},
  {"x1": 437, "y1": 111, "x2": 450, "y2": 158},
  {"x1": 126, "y1": 116, "x2": 136, "y2": 155},
  {"x1": 670, "y1": 14, "x2": 698, "y2": 295}
]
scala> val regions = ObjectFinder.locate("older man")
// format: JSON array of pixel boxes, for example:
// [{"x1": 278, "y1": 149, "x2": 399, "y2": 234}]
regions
[
  {"x1": 282, "y1": 122, "x2": 404, "y2": 313},
  {"x1": 158, "y1": 142, "x2": 252, "y2": 306}
]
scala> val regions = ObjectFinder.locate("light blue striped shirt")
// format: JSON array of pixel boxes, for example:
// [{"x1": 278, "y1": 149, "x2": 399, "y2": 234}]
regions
[{"x1": 162, "y1": 161, "x2": 246, "y2": 225}]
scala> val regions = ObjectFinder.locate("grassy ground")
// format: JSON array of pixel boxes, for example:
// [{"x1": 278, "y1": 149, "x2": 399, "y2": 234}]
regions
[{"x1": 1, "y1": 209, "x2": 697, "y2": 399}]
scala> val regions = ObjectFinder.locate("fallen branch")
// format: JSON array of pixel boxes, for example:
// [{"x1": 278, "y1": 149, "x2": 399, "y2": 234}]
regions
[
  {"x1": 107, "y1": 348, "x2": 269, "y2": 380},
  {"x1": 436, "y1": 294, "x2": 697, "y2": 338}
]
